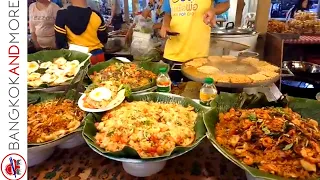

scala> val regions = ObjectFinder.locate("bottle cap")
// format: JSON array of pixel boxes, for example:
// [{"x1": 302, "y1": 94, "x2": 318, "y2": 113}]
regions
[
  {"x1": 204, "y1": 77, "x2": 214, "y2": 84},
  {"x1": 159, "y1": 67, "x2": 167, "y2": 73}
]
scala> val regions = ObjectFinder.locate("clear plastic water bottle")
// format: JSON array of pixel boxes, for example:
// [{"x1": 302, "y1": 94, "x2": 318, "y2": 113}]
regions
[
  {"x1": 200, "y1": 78, "x2": 218, "y2": 106},
  {"x1": 156, "y1": 67, "x2": 171, "y2": 93}
]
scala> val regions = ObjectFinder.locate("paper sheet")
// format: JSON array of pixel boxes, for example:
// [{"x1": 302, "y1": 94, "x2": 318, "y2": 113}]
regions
[{"x1": 69, "y1": 44, "x2": 89, "y2": 53}]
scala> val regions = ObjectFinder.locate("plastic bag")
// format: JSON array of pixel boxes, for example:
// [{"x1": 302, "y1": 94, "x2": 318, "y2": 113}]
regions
[{"x1": 131, "y1": 32, "x2": 154, "y2": 60}]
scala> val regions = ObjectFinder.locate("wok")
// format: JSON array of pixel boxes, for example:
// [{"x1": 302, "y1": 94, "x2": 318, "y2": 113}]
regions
[{"x1": 283, "y1": 61, "x2": 320, "y2": 84}]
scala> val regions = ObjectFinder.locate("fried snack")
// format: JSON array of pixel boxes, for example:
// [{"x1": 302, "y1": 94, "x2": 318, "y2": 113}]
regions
[
  {"x1": 211, "y1": 73, "x2": 231, "y2": 83},
  {"x1": 197, "y1": 66, "x2": 220, "y2": 74},
  {"x1": 248, "y1": 73, "x2": 269, "y2": 82},
  {"x1": 222, "y1": 55, "x2": 237, "y2": 62},
  {"x1": 229, "y1": 74, "x2": 252, "y2": 84},
  {"x1": 94, "y1": 101, "x2": 198, "y2": 158},
  {"x1": 28, "y1": 99, "x2": 85, "y2": 143},
  {"x1": 250, "y1": 60, "x2": 270, "y2": 67},
  {"x1": 185, "y1": 58, "x2": 208, "y2": 68},
  {"x1": 268, "y1": 20, "x2": 287, "y2": 33},
  {"x1": 259, "y1": 71, "x2": 279, "y2": 79},
  {"x1": 262, "y1": 64, "x2": 280, "y2": 72},
  {"x1": 216, "y1": 107, "x2": 320, "y2": 179},
  {"x1": 208, "y1": 56, "x2": 222, "y2": 63},
  {"x1": 222, "y1": 55, "x2": 237, "y2": 59},
  {"x1": 241, "y1": 57, "x2": 260, "y2": 65}
]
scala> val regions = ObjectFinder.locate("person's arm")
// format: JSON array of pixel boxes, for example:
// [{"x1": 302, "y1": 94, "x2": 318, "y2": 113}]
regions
[
  {"x1": 92, "y1": 10, "x2": 108, "y2": 44},
  {"x1": 54, "y1": 10, "x2": 68, "y2": 49},
  {"x1": 51, "y1": 4, "x2": 61, "y2": 49},
  {"x1": 153, "y1": 23, "x2": 162, "y2": 29},
  {"x1": 29, "y1": 4, "x2": 41, "y2": 49},
  {"x1": 162, "y1": 0, "x2": 171, "y2": 28},
  {"x1": 160, "y1": 0, "x2": 171, "y2": 37},
  {"x1": 214, "y1": 0, "x2": 230, "y2": 15},
  {"x1": 110, "y1": 0, "x2": 116, "y2": 21}
]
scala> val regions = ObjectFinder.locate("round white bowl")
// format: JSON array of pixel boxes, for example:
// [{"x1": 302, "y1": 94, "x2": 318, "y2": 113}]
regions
[
  {"x1": 28, "y1": 147, "x2": 55, "y2": 167},
  {"x1": 58, "y1": 132, "x2": 85, "y2": 149},
  {"x1": 122, "y1": 161, "x2": 166, "y2": 177}
]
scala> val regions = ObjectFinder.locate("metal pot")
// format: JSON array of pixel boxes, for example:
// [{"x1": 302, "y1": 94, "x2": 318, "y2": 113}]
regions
[
  {"x1": 210, "y1": 22, "x2": 258, "y2": 56},
  {"x1": 282, "y1": 61, "x2": 320, "y2": 84}
]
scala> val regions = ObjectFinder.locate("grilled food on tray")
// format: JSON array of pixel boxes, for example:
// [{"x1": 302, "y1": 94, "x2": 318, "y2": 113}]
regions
[
  {"x1": 216, "y1": 107, "x2": 320, "y2": 179},
  {"x1": 28, "y1": 57, "x2": 82, "y2": 87},
  {"x1": 82, "y1": 81, "x2": 123, "y2": 109},
  {"x1": 94, "y1": 101, "x2": 197, "y2": 158},
  {"x1": 184, "y1": 56, "x2": 279, "y2": 84},
  {"x1": 28, "y1": 99, "x2": 85, "y2": 143},
  {"x1": 90, "y1": 63, "x2": 157, "y2": 89}
]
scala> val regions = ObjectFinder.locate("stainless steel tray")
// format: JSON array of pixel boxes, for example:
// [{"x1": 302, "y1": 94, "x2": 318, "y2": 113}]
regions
[
  {"x1": 181, "y1": 58, "x2": 280, "y2": 88},
  {"x1": 181, "y1": 70, "x2": 280, "y2": 88}
]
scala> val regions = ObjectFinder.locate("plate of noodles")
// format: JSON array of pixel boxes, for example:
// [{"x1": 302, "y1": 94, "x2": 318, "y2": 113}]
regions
[
  {"x1": 28, "y1": 90, "x2": 86, "y2": 146},
  {"x1": 82, "y1": 92, "x2": 208, "y2": 161},
  {"x1": 87, "y1": 59, "x2": 169, "y2": 92},
  {"x1": 204, "y1": 92, "x2": 320, "y2": 180}
]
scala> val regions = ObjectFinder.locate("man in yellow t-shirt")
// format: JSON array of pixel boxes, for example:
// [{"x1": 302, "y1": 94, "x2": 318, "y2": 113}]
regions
[{"x1": 160, "y1": 0, "x2": 230, "y2": 63}]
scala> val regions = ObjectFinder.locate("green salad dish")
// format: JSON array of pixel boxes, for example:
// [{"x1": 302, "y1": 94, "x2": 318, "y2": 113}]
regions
[
  {"x1": 87, "y1": 59, "x2": 169, "y2": 92},
  {"x1": 82, "y1": 92, "x2": 207, "y2": 162},
  {"x1": 28, "y1": 49, "x2": 91, "y2": 90},
  {"x1": 28, "y1": 90, "x2": 87, "y2": 146},
  {"x1": 204, "y1": 92, "x2": 320, "y2": 180}
]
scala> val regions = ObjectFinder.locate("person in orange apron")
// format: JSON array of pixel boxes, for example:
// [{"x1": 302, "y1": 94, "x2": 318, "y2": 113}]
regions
[{"x1": 160, "y1": 0, "x2": 230, "y2": 64}]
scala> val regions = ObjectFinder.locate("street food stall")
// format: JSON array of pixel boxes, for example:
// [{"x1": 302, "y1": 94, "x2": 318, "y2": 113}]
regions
[{"x1": 27, "y1": 0, "x2": 320, "y2": 180}]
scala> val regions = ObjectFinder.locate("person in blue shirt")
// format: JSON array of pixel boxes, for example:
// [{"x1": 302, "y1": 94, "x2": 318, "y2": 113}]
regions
[
  {"x1": 159, "y1": 0, "x2": 230, "y2": 63},
  {"x1": 51, "y1": 0, "x2": 63, "y2": 7}
]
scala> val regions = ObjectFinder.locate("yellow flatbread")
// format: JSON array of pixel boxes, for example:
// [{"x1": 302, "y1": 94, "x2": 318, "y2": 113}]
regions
[
  {"x1": 211, "y1": 74, "x2": 231, "y2": 83},
  {"x1": 261, "y1": 64, "x2": 280, "y2": 72},
  {"x1": 248, "y1": 73, "x2": 270, "y2": 82},
  {"x1": 208, "y1": 56, "x2": 222, "y2": 63},
  {"x1": 242, "y1": 57, "x2": 260, "y2": 65},
  {"x1": 229, "y1": 74, "x2": 253, "y2": 84},
  {"x1": 258, "y1": 71, "x2": 279, "y2": 78},
  {"x1": 185, "y1": 58, "x2": 208, "y2": 68},
  {"x1": 197, "y1": 66, "x2": 220, "y2": 74},
  {"x1": 222, "y1": 55, "x2": 237, "y2": 62}
]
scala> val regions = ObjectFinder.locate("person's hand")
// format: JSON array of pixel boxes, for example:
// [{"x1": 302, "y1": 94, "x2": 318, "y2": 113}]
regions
[
  {"x1": 203, "y1": 8, "x2": 216, "y2": 27},
  {"x1": 34, "y1": 43, "x2": 41, "y2": 50},
  {"x1": 107, "y1": 20, "x2": 112, "y2": 26},
  {"x1": 125, "y1": 32, "x2": 132, "y2": 46},
  {"x1": 160, "y1": 25, "x2": 171, "y2": 38}
]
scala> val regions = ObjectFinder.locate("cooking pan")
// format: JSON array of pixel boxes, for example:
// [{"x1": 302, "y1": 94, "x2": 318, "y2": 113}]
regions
[{"x1": 283, "y1": 61, "x2": 320, "y2": 84}]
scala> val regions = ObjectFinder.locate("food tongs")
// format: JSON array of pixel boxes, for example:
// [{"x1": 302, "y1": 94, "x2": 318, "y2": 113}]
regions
[{"x1": 56, "y1": 62, "x2": 90, "y2": 106}]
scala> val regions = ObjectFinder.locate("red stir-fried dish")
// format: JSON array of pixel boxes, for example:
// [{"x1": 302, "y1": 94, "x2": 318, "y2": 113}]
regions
[{"x1": 215, "y1": 107, "x2": 320, "y2": 179}]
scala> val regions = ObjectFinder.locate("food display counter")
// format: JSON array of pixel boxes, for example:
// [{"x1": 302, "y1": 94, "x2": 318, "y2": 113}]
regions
[{"x1": 27, "y1": 46, "x2": 320, "y2": 180}]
